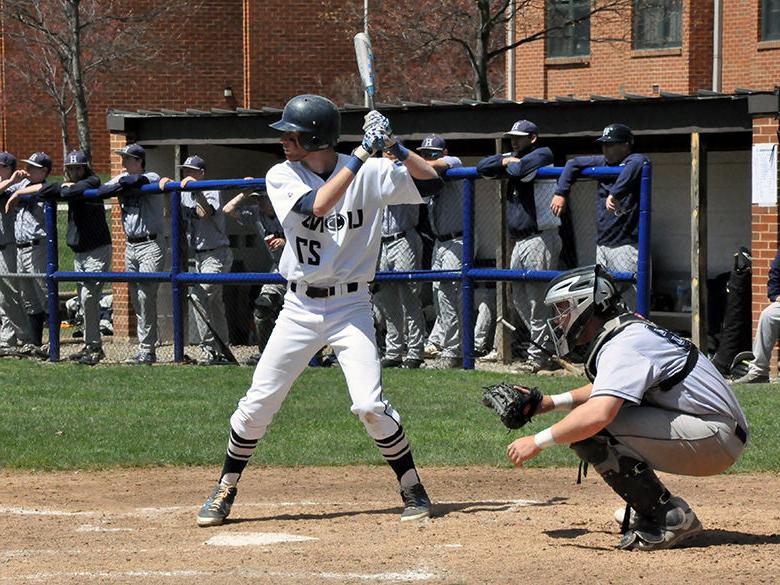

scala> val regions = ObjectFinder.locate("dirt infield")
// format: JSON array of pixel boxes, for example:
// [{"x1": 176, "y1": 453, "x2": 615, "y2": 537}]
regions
[{"x1": 1, "y1": 466, "x2": 779, "y2": 584}]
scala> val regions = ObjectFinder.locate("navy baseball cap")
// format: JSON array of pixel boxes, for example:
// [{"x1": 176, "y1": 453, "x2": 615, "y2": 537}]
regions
[
  {"x1": 64, "y1": 150, "x2": 89, "y2": 166},
  {"x1": 417, "y1": 134, "x2": 446, "y2": 152},
  {"x1": 114, "y1": 143, "x2": 145, "y2": 159},
  {"x1": 178, "y1": 155, "x2": 206, "y2": 171},
  {"x1": 596, "y1": 123, "x2": 634, "y2": 144},
  {"x1": 22, "y1": 152, "x2": 53, "y2": 171},
  {"x1": 504, "y1": 120, "x2": 539, "y2": 137},
  {"x1": 0, "y1": 151, "x2": 16, "y2": 169}
]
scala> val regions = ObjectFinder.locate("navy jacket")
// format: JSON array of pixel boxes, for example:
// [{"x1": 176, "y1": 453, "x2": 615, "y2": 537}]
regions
[
  {"x1": 476, "y1": 145, "x2": 554, "y2": 237},
  {"x1": 555, "y1": 152, "x2": 649, "y2": 246},
  {"x1": 768, "y1": 248, "x2": 780, "y2": 301},
  {"x1": 60, "y1": 175, "x2": 111, "y2": 253}
]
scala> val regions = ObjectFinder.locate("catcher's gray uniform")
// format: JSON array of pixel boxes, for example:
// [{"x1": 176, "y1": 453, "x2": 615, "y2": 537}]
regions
[
  {"x1": 589, "y1": 322, "x2": 747, "y2": 476},
  {"x1": 427, "y1": 155, "x2": 465, "y2": 359},
  {"x1": 375, "y1": 202, "x2": 425, "y2": 362},
  {"x1": 109, "y1": 170, "x2": 165, "y2": 354},
  {"x1": 182, "y1": 189, "x2": 232, "y2": 358}
]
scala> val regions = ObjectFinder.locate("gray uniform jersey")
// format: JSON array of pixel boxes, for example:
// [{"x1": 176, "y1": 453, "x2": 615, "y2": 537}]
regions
[
  {"x1": 12, "y1": 179, "x2": 46, "y2": 244},
  {"x1": 181, "y1": 190, "x2": 229, "y2": 251},
  {"x1": 591, "y1": 323, "x2": 748, "y2": 430},
  {"x1": 236, "y1": 205, "x2": 284, "y2": 267},
  {"x1": 108, "y1": 171, "x2": 164, "y2": 238},
  {"x1": 382, "y1": 203, "x2": 419, "y2": 236},
  {"x1": 428, "y1": 156, "x2": 464, "y2": 237}
]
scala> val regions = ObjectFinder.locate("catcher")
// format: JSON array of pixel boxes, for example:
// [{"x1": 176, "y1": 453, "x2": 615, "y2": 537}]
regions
[{"x1": 483, "y1": 265, "x2": 747, "y2": 551}]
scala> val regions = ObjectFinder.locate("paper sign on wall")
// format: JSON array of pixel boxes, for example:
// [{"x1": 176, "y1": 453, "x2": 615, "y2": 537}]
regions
[{"x1": 752, "y1": 143, "x2": 778, "y2": 206}]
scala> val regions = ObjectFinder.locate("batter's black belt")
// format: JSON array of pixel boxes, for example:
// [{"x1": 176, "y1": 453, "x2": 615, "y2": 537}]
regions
[
  {"x1": 17, "y1": 239, "x2": 41, "y2": 249},
  {"x1": 290, "y1": 282, "x2": 359, "y2": 298},
  {"x1": 381, "y1": 231, "x2": 406, "y2": 244},
  {"x1": 435, "y1": 231, "x2": 462, "y2": 242},
  {"x1": 127, "y1": 233, "x2": 157, "y2": 244}
]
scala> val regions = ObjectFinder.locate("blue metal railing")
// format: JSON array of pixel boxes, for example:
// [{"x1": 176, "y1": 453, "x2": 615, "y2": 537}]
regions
[{"x1": 38, "y1": 165, "x2": 651, "y2": 368}]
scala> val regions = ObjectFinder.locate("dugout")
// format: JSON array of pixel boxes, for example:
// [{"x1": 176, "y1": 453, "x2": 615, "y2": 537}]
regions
[{"x1": 105, "y1": 90, "x2": 776, "y2": 351}]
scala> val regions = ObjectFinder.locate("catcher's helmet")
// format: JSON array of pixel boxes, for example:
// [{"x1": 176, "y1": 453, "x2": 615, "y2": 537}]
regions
[
  {"x1": 544, "y1": 265, "x2": 620, "y2": 357},
  {"x1": 269, "y1": 94, "x2": 340, "y2": 152}
]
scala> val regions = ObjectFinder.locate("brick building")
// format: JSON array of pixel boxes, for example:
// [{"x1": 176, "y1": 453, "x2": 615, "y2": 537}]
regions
[{"x1": 0, "y1": 0, "x2": 359, "y2": 174}]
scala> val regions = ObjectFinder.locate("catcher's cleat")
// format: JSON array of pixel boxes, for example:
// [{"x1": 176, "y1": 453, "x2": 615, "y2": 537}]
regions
[
  {"x1": 399, "y1": 483, "x2": 431, "y2": 522},
  {"x1": 197, "y1": 483, "x2": 238, "y2": 527},
  {"x1": 617, "y1": 498, "x2": 702, "y2": 551}
]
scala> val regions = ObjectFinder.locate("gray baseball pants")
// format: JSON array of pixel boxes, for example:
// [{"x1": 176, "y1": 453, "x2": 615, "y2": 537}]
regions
[
  {"x1": 125, "y1": 239, "x2": 164, "y2": 353},
  {"x1": 430, "y1": 238, "x2": 462, "y2": 359},
  {"x1": 0, "y1": 244, "x2": 32, "y2": 346},
  {"x1": 75, "y1": 244, "x2": 111, "y2": 349},
  {"x1": 510, "y1": 230, "x2": 561, "y2": 361},
  {"x1": 375, "y1": 232, "x2": 425, "y2": 361},
  {"x1": 192, "y1": 247, "x2": 233, "y2": 355},
  {"x1": 744, "y1": 301, "x2": 780, "y2": 377}
]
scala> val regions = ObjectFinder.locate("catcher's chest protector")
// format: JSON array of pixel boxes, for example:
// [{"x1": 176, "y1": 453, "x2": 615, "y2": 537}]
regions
[{"x1": 584, "y1": 314, "x2": 700, "y2": 391}]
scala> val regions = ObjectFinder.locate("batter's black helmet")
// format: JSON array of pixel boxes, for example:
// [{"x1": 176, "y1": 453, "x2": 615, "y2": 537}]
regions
[{"x1": 269, "y1": 94, "x2": 341, "y2": 152}]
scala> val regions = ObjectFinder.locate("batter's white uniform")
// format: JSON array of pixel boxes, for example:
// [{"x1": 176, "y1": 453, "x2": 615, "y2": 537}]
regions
[{"x1": 230, "y1": 154, "x2": 423, "y2": 441}]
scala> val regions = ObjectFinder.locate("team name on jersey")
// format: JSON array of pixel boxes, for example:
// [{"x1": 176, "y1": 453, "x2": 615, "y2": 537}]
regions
[{"x1": 301, "y1": 209, "x2": 364, "y2": 233}]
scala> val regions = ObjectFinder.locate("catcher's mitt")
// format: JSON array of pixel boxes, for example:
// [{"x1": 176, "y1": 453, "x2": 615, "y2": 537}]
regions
[{"x1": 481, "y1": 382, "x2": 543, "y2": 429}]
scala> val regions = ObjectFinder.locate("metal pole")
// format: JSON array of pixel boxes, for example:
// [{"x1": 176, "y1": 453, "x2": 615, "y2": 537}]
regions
[
  {"x1": 462, "y1": 178, "x2": 475, "y2": 369},
  {"x1": 44, "y1": 200, "x2": 60, "y2": 361},
  {"x1": 170, "y1": 145, "x2": 186, "y2": 362}
]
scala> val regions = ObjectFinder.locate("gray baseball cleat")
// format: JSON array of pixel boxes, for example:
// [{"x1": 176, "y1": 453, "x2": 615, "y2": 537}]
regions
[
  {"x1": 197, "y1": 483, "x2": 238, "y2": 527},
  {"x1": 399, "y1": 483, "x2": 431, "y2": 522},
  {"x1": 617, "y1": 497, "x2": 702, "y2": 551}
]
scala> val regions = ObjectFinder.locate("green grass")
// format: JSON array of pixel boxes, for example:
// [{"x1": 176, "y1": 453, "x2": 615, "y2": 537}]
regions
[{"x1": 0, "y1": 361, "x2": 777, "y2": 472}]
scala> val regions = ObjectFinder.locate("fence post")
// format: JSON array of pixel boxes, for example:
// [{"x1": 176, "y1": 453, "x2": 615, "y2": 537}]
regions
[
  {"x1": 636, "y1": 164, "x2": 653, "y2": 317},
  {"x1": 170, "y1": 190, "x2": 185, "y2": 362},
  {"x1": 462, "y1": 178, "x2": 475, "y2": 370},
  {"x1": 44, "y1": 200, "x2": 60, "y2": 361}
]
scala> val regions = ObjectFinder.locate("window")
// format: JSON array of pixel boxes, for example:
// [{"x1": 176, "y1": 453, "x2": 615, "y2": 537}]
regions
[
  {"x1": 762, "y1": 0, "x2": 780, "y2": 41},
  {"x1": 546, "y1": 0, "x2": 591, "y2": 58},
  {"x1": 633, "y1": 0, "x2": 682, "y2": 50}
]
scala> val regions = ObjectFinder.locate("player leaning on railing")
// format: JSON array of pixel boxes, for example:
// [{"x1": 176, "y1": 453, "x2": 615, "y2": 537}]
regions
[{"x1": 197, "y1": 94, "x2": 445, "y2": 527}]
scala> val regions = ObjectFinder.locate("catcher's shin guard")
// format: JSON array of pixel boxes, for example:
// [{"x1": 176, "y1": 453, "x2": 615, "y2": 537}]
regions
[{"x1": 570, "y1": 436, "x2": 674, "y2": 526}]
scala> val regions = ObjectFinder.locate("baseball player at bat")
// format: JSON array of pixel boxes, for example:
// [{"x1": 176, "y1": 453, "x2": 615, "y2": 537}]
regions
[
  {"x1": 197, "y1": 94, "x2": 444, "y2": 527},
  {"x1": 504, "y1": 264, "x2": 747, "y2": 551}
]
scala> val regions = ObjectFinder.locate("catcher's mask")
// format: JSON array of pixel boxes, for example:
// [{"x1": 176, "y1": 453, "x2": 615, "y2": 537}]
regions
[
  {"x1": 544, "y1": 265, "x2": 619, "y2": 357},
  {"x1": 269, "y1": 94, "x2": 341, "y2": 152}
]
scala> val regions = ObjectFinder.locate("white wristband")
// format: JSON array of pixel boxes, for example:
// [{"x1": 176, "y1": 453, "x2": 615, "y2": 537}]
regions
[
  {"x1": 352, "y1": 145, "x2": 372, "y2": 162},
  {"x1": 533, "y1": 428, "x2": 556, "y2": 449},
  {"x1": 550, "y1": 391, "x2": 574, "y2": 411}
]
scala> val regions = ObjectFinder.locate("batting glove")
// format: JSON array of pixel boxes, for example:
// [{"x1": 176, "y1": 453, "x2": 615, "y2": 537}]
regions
[{"x1": 363, "y1": 110, "x2": 388, "y2": 131}]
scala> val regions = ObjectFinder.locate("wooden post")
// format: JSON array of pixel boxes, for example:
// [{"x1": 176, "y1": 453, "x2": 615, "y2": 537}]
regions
[
  {"x1": 690, "y1": 132, "x2": 708, "y2": 348},
  {"x1": 492, "y1": 138, "x2": 513, "y2": 364}
]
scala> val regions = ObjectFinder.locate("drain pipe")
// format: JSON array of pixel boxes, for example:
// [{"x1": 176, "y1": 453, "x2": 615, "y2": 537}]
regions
[
  {"x1": 506, "y1": 0, "x2": 516, "y2": 100},
  {"x1": 712, "y1": 0, "x2": 722, "y2": 91}
]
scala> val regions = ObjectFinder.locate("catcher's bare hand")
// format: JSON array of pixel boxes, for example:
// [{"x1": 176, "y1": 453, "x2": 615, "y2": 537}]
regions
[{"x1": 506, "y1": 435, "x2": 540, "y2": 466}]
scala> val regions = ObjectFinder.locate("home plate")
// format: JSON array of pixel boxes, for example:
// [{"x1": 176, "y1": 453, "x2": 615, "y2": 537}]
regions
[{"x1": 205, "y1": 532, "x2": 318, "y2": 546}]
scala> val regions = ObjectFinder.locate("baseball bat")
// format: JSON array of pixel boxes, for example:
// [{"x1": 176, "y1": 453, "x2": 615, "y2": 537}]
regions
[
  {"x1": 499, "y1": 317, "x2": 580, "y2": 374},
  {"x1": 187, "y1": 292, "x2": 238, "y2": 364},
  {"x1": 353, "y1": 32, "x2": 375, "y2": 110}
]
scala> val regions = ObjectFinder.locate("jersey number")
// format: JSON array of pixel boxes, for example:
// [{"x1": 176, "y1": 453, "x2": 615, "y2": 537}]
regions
[{"x1": 295, "y1": 237, "x2": 321, "y2": 265}]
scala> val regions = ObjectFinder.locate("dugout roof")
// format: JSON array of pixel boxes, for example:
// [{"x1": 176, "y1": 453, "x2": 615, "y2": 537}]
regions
[{"x1": 107, "y1": 90, "x2": 779, "y2": 156}]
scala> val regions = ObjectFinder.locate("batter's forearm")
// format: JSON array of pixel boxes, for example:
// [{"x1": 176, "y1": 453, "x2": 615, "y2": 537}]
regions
[
  {"x1": 312, "y1": 166, "x2": 355, "y2": 216},
  {"x1": 402, "y1": 150, "x2": 440, "y2": 181}
]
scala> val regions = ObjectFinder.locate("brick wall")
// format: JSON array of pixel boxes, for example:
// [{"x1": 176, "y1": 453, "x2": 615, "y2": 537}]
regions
[
  {"x1": 514, "y1": 1, "x2": 779, "y2": 100},
  {"x1": 0, "y1": 0, "x2": 358, "y2": 174},
  {"x1": 721, "y1": 0, "x2": 780, "y2": 92},
  {"x1": 108, "y1": 133, "x2": 133, "y2": 340}
]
